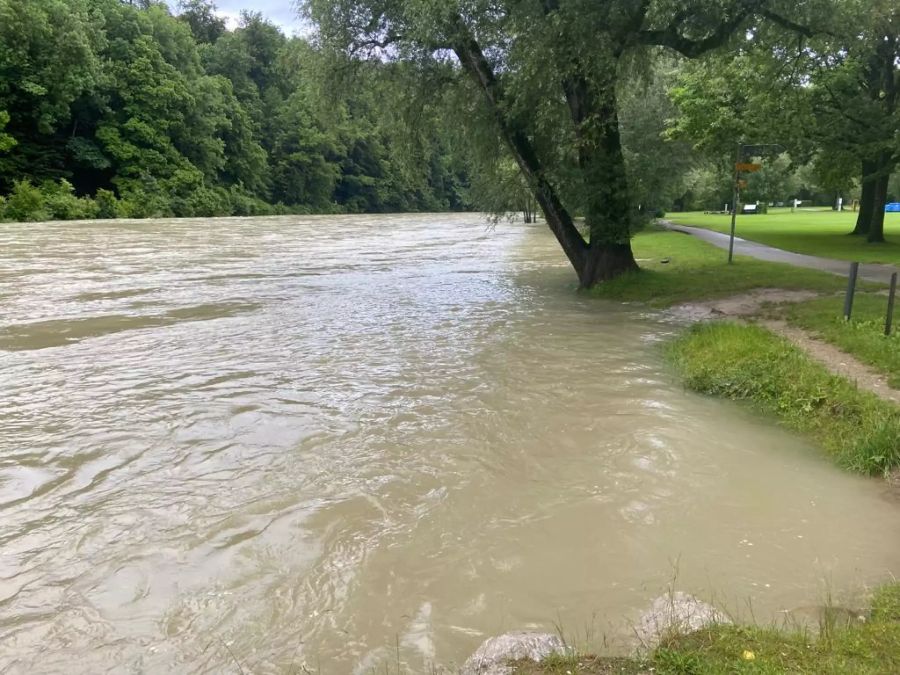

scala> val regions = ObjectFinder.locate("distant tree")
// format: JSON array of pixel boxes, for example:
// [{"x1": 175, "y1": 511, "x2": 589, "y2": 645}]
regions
[{"x1": 178, "y1": 0, "x2": 227, "y2": 44}]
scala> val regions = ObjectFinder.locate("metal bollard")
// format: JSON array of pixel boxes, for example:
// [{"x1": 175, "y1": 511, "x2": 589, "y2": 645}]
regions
[
  {"x1": 886, "y1": 272, "x2": 898, "y2": 336},
  {"x1": 843, "y1": 262, "x2": 859, "y2": 321}
]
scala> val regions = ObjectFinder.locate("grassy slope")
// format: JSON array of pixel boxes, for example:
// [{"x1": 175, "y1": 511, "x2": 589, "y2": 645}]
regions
[
  {"x1": 666, "y1": 208, "x2": 900, "y2": 265},
  {"x1": 668, "y1": 322, "x2": 900, "y2": 475},
  {"x1": 775, "y1": 293, "x2": 900, "y2": 389},
  {"x1": 591, "y1": 229, "x2": 851, "y2": 307},
  {"x1": 513, "y1": 583, "x2": 900, "y2": 674}
]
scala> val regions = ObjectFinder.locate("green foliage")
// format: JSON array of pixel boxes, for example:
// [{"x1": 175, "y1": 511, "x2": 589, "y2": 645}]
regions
[
  {"x1": 41, "y1": 179, "x2": 96, "y2": 220},
  {"x1": 0, "y1": 0, "x2": 471, "y2": 220},
  {"x1": 2, "y1": 180, "x2": 48, "y2": 222},
  {"x1": 670, "y1": 322, "x2": 900, "y2": 475},
  {"x1": 94, "y1": 189, "x2": 120, "y2": 219}
]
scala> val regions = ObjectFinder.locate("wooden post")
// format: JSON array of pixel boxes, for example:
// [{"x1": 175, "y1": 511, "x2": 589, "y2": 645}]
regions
[
  {"x1": 886, "y1": 272, "x2": 898, "y2": 336},
  {"x1": 843, "y1": 262, "x2": 859, "y2": 321}
]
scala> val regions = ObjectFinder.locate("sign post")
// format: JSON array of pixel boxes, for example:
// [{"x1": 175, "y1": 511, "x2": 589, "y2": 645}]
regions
[
  {"x1": 727, "y1": 143, "x2": 779, "y2": 264},
  {"x1": 728, "y1": 145, "x2": 741, "y2": 264}
]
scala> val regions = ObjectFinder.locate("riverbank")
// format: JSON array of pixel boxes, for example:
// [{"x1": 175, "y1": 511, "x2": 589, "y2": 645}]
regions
[
  {"x1": 591, "y1": 228, "x2": 900, "y2": 477},
  {"x1": 670, "y1": 323, "x2": 900, "y2": 475},
  {"x1": 509, "y1": 581, "x2": 900, "y2": 673},
  {"x1": 590, "y1": 229, "x2": 854, "y2": 307}
]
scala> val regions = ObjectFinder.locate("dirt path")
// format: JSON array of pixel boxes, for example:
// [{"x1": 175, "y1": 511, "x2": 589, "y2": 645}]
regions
[
  {"x1": 760, "y1": 319, "x2": 900, "y2": 405},
  {"x1": 668, "y1": 288, "x2": 900, "y2": 406}
]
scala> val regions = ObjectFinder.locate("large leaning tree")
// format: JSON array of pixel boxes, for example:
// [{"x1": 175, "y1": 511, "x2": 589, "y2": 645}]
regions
[{"x1": 304, "y1": 0, "x2": 803, "y2": 287}]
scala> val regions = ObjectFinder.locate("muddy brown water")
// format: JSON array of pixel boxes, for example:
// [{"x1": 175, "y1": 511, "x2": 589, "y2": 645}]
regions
[{"x1": 0, "y1": 214, "x2": 898, "y2": 673}]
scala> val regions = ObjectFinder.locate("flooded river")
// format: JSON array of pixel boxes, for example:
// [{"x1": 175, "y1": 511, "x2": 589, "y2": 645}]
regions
[{"x1": 0, "y1": 214, "x2": 898, "y2": 673}]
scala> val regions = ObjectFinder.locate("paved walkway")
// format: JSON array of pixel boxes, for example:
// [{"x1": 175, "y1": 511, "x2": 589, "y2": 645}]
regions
[{"x1": 662, "y1": 222, "x2": 900, "y2": 285}]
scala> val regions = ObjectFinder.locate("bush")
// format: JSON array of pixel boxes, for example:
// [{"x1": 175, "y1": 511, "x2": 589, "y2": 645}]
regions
[
  {"x1": 179, "y1": 186, "x2": 233, "y2": 218},
  {"x1": 118, "y1": 189, "x2": 172, "y2": 219},
  {"x1": 3, "y1": 180, "x2": 48, "y2": 222},
  {"x1": 94, "y1": 189, "x2": 120, "y2": 219},
  {"x1": 41, "y1": 179, "x2": 96, "y2": 220},
  {"x1": 228, "y1": 187, "x2": 275, "y2": 216}
]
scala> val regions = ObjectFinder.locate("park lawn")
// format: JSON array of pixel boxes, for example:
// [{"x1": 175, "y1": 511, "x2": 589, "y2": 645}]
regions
[
  {"x1": 666, "y1": 208, "x2": 900, "y2": 265},
  {"x1": 591, "y1": 229, "x2": 853, "y2": 307},
  {"x1": 774, "y1": 293, "x2": 900, "y2": 389}
]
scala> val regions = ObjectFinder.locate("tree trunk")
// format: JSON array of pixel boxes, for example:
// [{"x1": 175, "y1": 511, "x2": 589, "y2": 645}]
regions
[
  {"x1": 450, "y1": 17, "x2": 639, "y2": 288},
  {"x1": 867, "y1": 168, "x2": 889, "y2": 243},
  {"x1": 852, "y1": 160, "x2": 875, "y2": 235},
  {"x1": 580, "y1": 242, "x2": 639, "y2": 286}
]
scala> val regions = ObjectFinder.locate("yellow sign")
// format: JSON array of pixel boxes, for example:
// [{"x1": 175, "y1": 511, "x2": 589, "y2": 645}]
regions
[{"x1": 736, "y1": 162, "x2": 762, "y2": 173}]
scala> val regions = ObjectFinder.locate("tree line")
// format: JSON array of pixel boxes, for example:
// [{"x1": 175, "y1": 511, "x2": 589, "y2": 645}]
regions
[
  {"x1": 0, "y1": 0, "x2": 471, "y2": 221},
  {"x1": 1, "y1": 0, "x2": 897, "y2": 287}
]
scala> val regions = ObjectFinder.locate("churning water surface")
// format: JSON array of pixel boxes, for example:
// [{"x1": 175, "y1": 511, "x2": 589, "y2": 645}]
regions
[{"x1": 0, "y1": 214, "x2": 898, "y2": 673}]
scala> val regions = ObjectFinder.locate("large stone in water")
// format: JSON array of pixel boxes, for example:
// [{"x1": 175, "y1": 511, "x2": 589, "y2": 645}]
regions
[
  {"x1": 461, "y1": 632, "x2": 568, "y2": 675},
  {"x1": 636, "y1": 591, "x2": 731, "y2": 647}
]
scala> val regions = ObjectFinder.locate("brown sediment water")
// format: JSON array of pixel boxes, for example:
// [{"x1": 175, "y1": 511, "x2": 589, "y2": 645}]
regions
[{"x1": 0, "y1": 214, "x2": 898, "y2": 673}]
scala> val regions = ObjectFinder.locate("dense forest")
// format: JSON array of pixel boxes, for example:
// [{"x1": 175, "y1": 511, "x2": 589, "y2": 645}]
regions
[
  {"x1": 0, "y1": 0, "x2": 897, "y2": 251},
  {"x1": 0, "y1": 0, "x2": 472, "y2": 220}
]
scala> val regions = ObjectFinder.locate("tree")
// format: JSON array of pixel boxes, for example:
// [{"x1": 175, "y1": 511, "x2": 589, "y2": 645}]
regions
[
  {"x1": 669, "y1": 0, "x2": 898, "y2": 242},
  {"x1": 177, "y1": 0, "x2": 227, "y2": 44},
  {"x1": 306, "y1": 0, "x2": 808, "y2": 286}
]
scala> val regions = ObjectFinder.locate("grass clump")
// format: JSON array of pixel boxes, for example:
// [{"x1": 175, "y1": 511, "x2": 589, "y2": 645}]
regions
[
  {"x1": 513, "y1": 582, "x2": 900, "y2": 674},
  {"x1": 668, "y1": 322, "x2": 900, "y2": 475},
  {"x1": 667, "y1": 208, "x2": 900, "y2": 265},
  {"x1": 773, "y1": 293, "x2": 900, "y2": 388},
  {"x1": 591, "y1": 231, "x2": 850, "y2": 307}
]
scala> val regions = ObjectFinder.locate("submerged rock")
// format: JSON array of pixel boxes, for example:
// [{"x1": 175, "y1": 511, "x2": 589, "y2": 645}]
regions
[
  {"x1": 461, "y1": 632, "x2": 568, "y2": 675},
  {"x1": 635, "y1": 591, "x2": 730, "y2": 647}
]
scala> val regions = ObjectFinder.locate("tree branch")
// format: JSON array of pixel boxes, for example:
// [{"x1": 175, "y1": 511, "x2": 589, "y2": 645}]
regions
[{"x1": 448, "y1": 15, "x2": 589, "y2": 272}]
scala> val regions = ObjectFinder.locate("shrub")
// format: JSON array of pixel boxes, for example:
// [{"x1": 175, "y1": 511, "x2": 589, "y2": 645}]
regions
[
  {"x1": 3, "y1": 180, "x2": 48, "y2": 222},
  {"x1": 94, "y1": 189, "x2": 120, "y2": 219},
  {"x1": 41, "y1": 179, "x2": 96, "y2": 220}
]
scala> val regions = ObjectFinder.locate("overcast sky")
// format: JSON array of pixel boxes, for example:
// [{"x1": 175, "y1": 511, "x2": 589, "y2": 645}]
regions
[{"x1": 167, "y1": 1, "x2": 306, "y2": 35}]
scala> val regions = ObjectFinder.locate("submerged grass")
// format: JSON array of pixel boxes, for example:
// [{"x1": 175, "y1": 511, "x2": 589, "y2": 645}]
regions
[
  {"x1": 591, "y1": 231, "x2": 851, "y2": 307},
  {"x1": 513, "y1": 583, "x2": 900, "y2": 674},
  {"x1": 772, "y1": 293, "x2": 900, "y2": 389},
  {"x1": 668, "y1": 322, "x2": 900, "y2": 475}
]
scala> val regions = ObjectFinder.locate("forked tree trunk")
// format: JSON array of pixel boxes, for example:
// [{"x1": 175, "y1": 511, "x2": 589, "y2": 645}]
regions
[{"x1": 451, "y1": 19, "x2": 638, "y2": 288}]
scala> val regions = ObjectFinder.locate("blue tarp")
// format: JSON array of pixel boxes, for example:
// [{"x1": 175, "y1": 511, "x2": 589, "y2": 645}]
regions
[{"x1": 887, "y1": 203, "x2": 900, "y2": 212}]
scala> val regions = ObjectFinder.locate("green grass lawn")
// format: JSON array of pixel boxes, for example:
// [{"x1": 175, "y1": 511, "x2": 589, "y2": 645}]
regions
[
  {"x1": 591, "y1": 229, "x2": 854, "y2": 307},
  {"x1": 666, "y1": 208, "x2": 900, "y2": 265},
  {"x1": 774, "y1": 293, "x2": 900, "y2": 389}
]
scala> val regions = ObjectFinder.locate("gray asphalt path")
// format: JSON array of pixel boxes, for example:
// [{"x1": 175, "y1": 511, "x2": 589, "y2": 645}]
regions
[{"x1": 662, "y1": 222, "x2": 900, "y2": 285}]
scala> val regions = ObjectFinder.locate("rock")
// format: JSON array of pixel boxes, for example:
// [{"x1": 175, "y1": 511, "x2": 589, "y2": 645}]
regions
[
  {"x1": 461, "y1": 632, "x2": 568, "y2": 675},
  {"x1": 635, "y1": 592, "x2": 730, "y2": 647}
]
